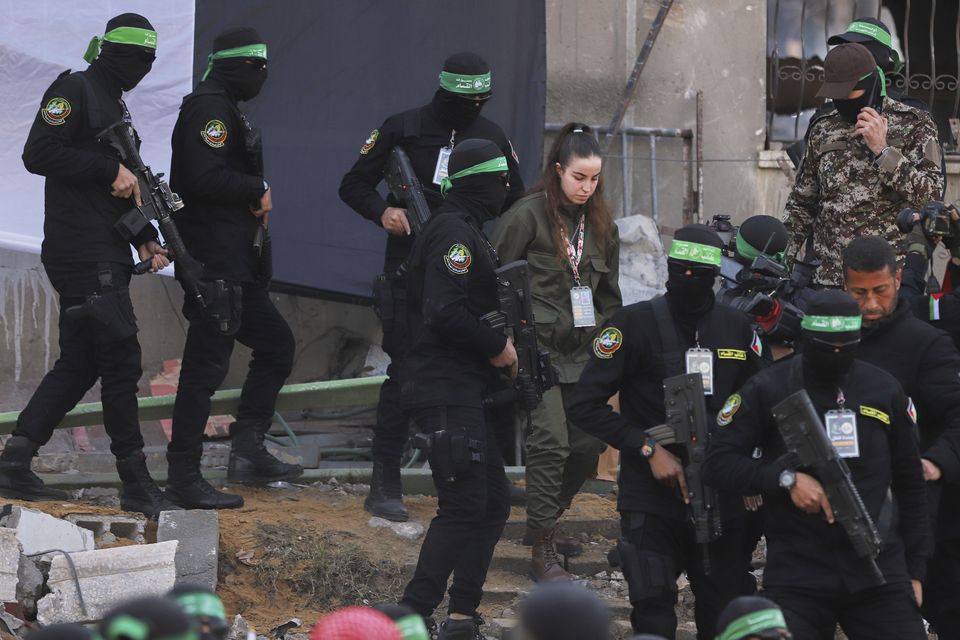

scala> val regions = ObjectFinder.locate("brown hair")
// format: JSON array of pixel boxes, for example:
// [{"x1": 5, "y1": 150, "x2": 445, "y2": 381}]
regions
[{"x1": 529, "y1": 122, "x2": 616, "y2": 266}]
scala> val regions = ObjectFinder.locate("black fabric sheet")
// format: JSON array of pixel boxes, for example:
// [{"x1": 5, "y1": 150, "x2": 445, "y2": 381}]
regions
[{"x1": 192, "y1": 0, "x2": 546, "y2": 300}]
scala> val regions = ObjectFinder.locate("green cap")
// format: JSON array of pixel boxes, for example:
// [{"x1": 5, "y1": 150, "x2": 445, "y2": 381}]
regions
[
  {"x1": 84, "y1": 26, "x2": 157, "y2": 63},
  {"x1": 800, "y1": 314, "x2": 862, "y2": 332},
  {"x1": 439, "y1": 70, "x2": 491, "y2": 95},
  {"x1": 668, "y1": 240, "x2": 722, "y2": 266},
  {"x1": 716, "y1": 608, "x2": 788, "y2": 640},
  {"x1": 440, "y1": 155, "x2": 508, "y2": 196},
  {"x1": 201, "y1": 43, "x2": 268, "y2": 81}
]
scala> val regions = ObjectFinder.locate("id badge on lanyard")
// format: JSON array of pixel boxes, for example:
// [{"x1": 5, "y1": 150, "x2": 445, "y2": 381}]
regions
[
  {"x1": 433, "y1": 130, "x2": 456, "y2": 186},
  {"x1": 685, "y1": 347, "x2": 714, "y2": 396},
  {"x1": 825, "y1": 390, "x2": 859, "y2": 458},
  {"x1": 566, "y1": 214, "x2": 596, "y2": 327}
]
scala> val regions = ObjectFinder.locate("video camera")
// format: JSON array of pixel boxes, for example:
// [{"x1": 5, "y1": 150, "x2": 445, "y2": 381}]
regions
[{"x1": 897, "y1": 201, "x2": 956, "y2": 240}]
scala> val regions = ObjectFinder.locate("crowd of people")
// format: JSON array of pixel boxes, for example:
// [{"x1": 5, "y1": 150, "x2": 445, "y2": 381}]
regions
[{"x1": 7, "y1": 9, "x2": 960, "y2": 640}]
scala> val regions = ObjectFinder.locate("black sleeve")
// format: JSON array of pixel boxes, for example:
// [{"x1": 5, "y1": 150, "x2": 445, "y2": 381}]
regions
[
  {"x1": 900, "y1": 252, "x2": 928, "y2": 300},
  {"x1": 173, "y1": 98, "x2": 264, "y2": 205},
  {"x1": 338, "y1": 115, "x2": 403, "y2": 225},
  {"x1": 420, "y1": 226, "x2": 506, "y2": 359},
  {"x1": 703, "y1": 378, "x2": 793, "y2": 496},
  {"x1": 916, "y1": 333, "x2": 960, "y2": 484},
  {"x1": 566, "y1": 310, "x2": 649, "y2": 452},
  {"x1": 889, "y1": 391, "x2": 933, "y2": 580},
  {"x1": 22, "y1": 74, "x2": 119, "y2": 185}
]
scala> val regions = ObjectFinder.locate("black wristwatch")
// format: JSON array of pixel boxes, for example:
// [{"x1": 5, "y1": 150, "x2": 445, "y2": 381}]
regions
[
  {"x1": 640, "y1": 435, "x2": 657, "y2": 459},
  {"x1": 779, "y1": 468, "x2": 797, "y2": 491}
]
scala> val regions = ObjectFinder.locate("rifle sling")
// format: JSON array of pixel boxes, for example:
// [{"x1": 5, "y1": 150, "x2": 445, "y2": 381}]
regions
[{"x1": 651, "y1": 296, "x2": 685, "y2": 378}]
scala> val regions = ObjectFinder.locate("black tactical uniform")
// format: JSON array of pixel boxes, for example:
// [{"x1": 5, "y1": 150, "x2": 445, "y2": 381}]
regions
[
  {"x1": 703, "y1": 291, "x2": 930, "y2": 640},
  {"x1": 10, "y1": 14, "x2": 175, "y2": 518},
  {"x1": 567, "y1": 225, "x2": 762, "y2": 640},
  {"x1": 338, "y1": 52, "x2": 524, "y2": 523},
  {"x1": 167, "y1": 28, "x2": 300, "y2": 510},
  {"x1": 397, "y1": 140, "x2": 513, "y2": 640}
]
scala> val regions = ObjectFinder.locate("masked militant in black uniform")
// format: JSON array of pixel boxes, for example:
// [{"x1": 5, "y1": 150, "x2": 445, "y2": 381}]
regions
[
  {"x1": 13, "y1": 13, "x2": 174, "y2": 518},
  {"x1": 397, "y1": 139, "x2": 517, "y2": 640},
  {"x1": 339, "y1": 52, "x2": 524, "y2": 523},
  {"x1": 166, "y1": 28, "x2": 301, "y2": 510},
  {"x1": 841, "y1": 236, "x2": 960, "y2": 638},
  {"x1": 703, "y1": 290, "x2": 930, "y2": 640},
  {"x1": 567, "y1": 225, "x2": 762, "y2": 640}
]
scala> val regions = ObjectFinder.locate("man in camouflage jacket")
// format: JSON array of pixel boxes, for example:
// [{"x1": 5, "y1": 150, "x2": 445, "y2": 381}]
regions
[{"x1": 784, "y1": 42, "x2": 943, "y2": 287}]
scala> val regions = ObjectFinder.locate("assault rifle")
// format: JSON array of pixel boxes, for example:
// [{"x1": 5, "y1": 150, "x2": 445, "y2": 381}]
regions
[
  {"x1": 481, "y1": 261, "x2": 558, "y2": 459},
  {"x1": 772, "y1": 389, "x2": 885, "y2": 583},
  {"x1": 385, "y1": 146, "x2": 431, "y2": 235},
  {"x1": 245, "y1": 125, "x2": 272, "y2": 282},
  {"x1": 99, "y1": 119, "x2": 205, "y2": 309},
  {"x1": 659, "y1": 373, "x2": 722, "y2": 574}
]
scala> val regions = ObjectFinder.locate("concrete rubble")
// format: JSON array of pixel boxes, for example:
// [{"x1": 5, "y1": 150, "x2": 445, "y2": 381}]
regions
[
  {"x1": 367, "y1": 516, "x2": 425, "y2": 541},
  {"x1": 0, "y1": 528, "x2": 21, "y2": 602},
  {"x1": 0, "y1": 505, "x2": 95, "y2": 556},
  {"x1": 157, "y1": 510, "x2": 219, "y2": 590},
  {"x1": 37, "y1": 539, "x2": 178, "y2": 625}
]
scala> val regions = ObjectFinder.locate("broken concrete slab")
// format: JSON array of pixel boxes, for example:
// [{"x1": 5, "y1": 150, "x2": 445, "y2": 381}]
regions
[
  {"x1": 64, "y1": 513, "x2": 146, "y2": 545},
  {"x1": 157, "y1": 510, "x2": 218, "y2": 590},
  {"x1": 0, "y1": 505, "x2": 94, "y2": 556},
  {"x1": 0, "y1": 528, "x2": 20, "y2": 601},
  {"x1": 17, "y1": 553, "x2": 43, "y2": 618},
  {"x1": 36, "y1": 539, "x2": 178, "y2": 624}
]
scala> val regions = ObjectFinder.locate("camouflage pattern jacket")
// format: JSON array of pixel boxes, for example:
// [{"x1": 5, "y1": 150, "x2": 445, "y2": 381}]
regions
[{"x1": 783, "y1": 97, "x2": 943, "y2": 286}]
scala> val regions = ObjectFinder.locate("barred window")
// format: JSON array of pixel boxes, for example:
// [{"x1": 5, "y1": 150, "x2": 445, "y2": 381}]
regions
[{"x1": 767, "y1": 0, "x2": 960, "y2": 148}]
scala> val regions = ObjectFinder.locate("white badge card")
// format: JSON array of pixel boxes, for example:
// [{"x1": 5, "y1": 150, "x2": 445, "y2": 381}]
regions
[
  {"x1": 433, "y1": 146, "x2": 452, "y2": 185},
  {"x1": 685, "y1": 348, "x2": 714, "y2": 395},
  {"x1": 570, "y1": 287, "x2": 596, "y2": 327},
  {"x1": 825, "y1": 410, "x2": 860, "y2": 458}
]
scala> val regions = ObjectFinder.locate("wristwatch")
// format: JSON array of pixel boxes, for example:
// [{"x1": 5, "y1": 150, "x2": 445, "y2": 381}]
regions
[
  {"x1": 779, "y1": 468, "x2": 797, "y2": 491},
  {"x1": 640, "y1": 435, "x2": 657, "y2": 459}
]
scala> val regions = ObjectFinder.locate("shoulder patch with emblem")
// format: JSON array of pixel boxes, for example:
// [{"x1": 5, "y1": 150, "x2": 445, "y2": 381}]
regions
[
  {"x1": 717, "y1": 349, "x2": 746, "y2": 361},
  {"x1": 750, "y1": 332, "x2": 763, "y2": 357},
  {"x1": 859, "y1": 405, "x2": 890, "y2": 425},
  {"x1": 360, "y1": 129, "x2": 379, "y2": 155},
  {"x1": 41, "y1": 97, "x2": 71, "y2": 126},
  {"x1": 201, "y1": 119, "x2": 228, "y2": 148},
  {"x1": 443, "y1": 243, "x2": 472, "y2": 274},
  {"x1": 716, "y1": 393, "x2": 742, "y2": 427},
  {"x1": 593, "y1": 327, "x2": 623, "y2": 359},
  {"x1": 906, "y1": 397, "x2": 918, "y2": 425}
]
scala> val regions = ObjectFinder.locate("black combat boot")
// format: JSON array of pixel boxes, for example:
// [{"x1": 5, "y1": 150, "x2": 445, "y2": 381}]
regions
[
  {"x1": 226, "y1": 420, "x2": 303, "y2": 485},
  {"x1": 165, "y1": 449, "x2": 244, "y2": 509},
  {"x1": 0, "y1": 436, "x2": 68, "y2": 501},
  {"x1": 437, "y1": 615, "x2": 486, "y2": 640},
  {"x1": 364, "y1": 460, "x2": 408, "y2": 522},
  {"x1": 115, "y1": 451, "x2": 181, "y2": 519}
]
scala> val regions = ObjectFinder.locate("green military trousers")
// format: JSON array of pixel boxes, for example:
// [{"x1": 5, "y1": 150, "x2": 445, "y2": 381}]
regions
[{"x1": 524, "y1": 382, "x2": 606, "y2": 530}]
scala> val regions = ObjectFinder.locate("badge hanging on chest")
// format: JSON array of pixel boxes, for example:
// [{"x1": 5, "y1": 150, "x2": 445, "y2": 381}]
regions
[
  {"x1": 825, "y1": 409, "x2": 859, "y2": 458},
  {"x1": 570, "y1": 286, "x2": 596, "y2": 327},
  {"x1": 433, "y1": 146, "x2": 452, "y2": 185},
  {"x1": 685, "y1": 348, "x2": 714, "y2": 396}
]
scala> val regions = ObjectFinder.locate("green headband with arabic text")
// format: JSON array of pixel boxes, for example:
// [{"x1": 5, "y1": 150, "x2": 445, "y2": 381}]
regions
[
  {"x1": 173, "y1": 591, "x2": 227, "y2": 620},
  {"x1": 440, "y1": 155, "x2": 508, "y2": 196},
  {"x1": 735, "y1": 232, "x2": 785, "y2": 263},
  {"x1": 715, "y1": 608, "x2": 788, "y2": 640},
  {"x1": 83, "y1": 27, "x2": 157, "y2": 63},
  {"x1": 201, "y1": 43, "x2": 268, "y2": 81},
  {"x1": 668, "y1": 240, "x2": 723, "y2": 266},
  {"x1": 801, "y1": 314, "x2": 862, "y2": 332},
  {"x1": 845, "y1": 21, "x2": 903, "y2": 73},
  {"x1": 439, "y1": 70, "x2": 492, "y2": 95}
]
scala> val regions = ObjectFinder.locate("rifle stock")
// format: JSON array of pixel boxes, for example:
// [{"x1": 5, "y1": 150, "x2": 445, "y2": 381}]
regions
[
  {"x1": 663, "y1": 372, "x2": 722, "y2": 574},
  {"x1": 385, "y1": 146, "x2": 431, "y2": 235},
  {"x1": 772, "y1": 389, "x2": 885, "y2": 583}
]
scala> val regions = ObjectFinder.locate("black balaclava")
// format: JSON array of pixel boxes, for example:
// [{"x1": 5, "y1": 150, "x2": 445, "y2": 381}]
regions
[
  {"x1": 800, "y1": 290, "x2": 862, "y2": 386},
  {"x1": 665, "y1": 224, "x2": 724, "y2": 316},
  {"x1": 99, "y1": 597, "x2": 198, "y2": 640},
  {"x1": 519, "y1": 583, "x2": 613, "y2": 640},
  {"x1": 431, "y1": 52, "x2": 491, "y2": 129},
  {"x1": 441, "y1": 138, "x2": 509, "y2": 223},
  {"x1": 90, "y1": 14, "x2": 156, "y2": 93},
  {"x1": 207, "y1": 27, "x2": 268, "y2": 101},
  {"x1": 834, "y1": 67, "x2": 884, "y2": 124}
]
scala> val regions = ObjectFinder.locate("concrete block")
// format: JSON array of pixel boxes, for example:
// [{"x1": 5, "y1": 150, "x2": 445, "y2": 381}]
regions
[
  {"x1": 64, "y1": 513, "x2": 146, "y2": 544},
  {"x1": 0, "y1": 505, "x2": 95, "y2": 556},
  {"x1": 36, "y1": 540, "x2": 178, "y2": 624},
  {"x1": 0, "y1": 529, "x2": 20, "y2": 602},
  {"x1": 157, "y1": 510, "x2": 219, "y2": 590}
]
